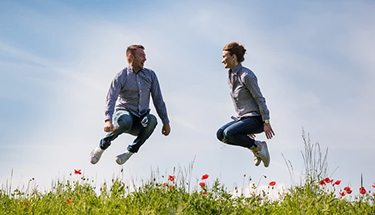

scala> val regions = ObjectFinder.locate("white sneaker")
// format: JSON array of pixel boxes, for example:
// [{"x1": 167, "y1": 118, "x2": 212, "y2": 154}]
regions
[
  {"x1": 255, "y1": 141, "x2": 270, "y2": 167},
  {"x1": 250, "y1": 148, "x2": 261, "y2": 166},
  {"x1": 115, "y1": 151, "x2": 133, "y2": 165},
  {"x1": 253, "y1": 152, "x2": 262, "y2": 166},
  {"x1": 90, "y1": 147, "x2": 104, "y2": 164}
]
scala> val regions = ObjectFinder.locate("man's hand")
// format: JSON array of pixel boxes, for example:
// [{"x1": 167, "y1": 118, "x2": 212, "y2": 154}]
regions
[
  {"x1": 247, "y1": 134, "x2": 256, "y2": 139},
  {"x1": 264, "y1": 123, "x2": 275, "y2": 139},
  {"x1": 104, "y1": 120, "x2": 114, "y2": 132},
  {"x1": 162, "y1": 123, "x2": 171, "y2": 136}
]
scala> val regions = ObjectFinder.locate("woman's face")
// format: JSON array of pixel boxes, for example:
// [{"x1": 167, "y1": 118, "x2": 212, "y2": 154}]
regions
[{"x1": 222, "y1": 50, "x2": 236, "y2": 69}]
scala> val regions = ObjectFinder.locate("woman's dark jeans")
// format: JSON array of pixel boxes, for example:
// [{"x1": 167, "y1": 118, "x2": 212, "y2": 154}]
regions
[{"x1": 216, "y1": 116, "x2": 263, "y2": 149}]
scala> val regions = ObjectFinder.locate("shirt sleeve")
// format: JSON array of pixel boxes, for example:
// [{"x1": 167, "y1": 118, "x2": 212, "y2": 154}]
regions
[
  {"x1": 243, "y1": 73, "x2": 270, "y2": 121},
  {"x1": 150, "y1": 72, "x2": 170, "y2": 124},
  {"x1": 104, "y1": 71, "x2": 124, "y2": 122}
]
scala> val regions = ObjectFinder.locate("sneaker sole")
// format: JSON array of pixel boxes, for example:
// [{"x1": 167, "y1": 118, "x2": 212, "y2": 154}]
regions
[{"x1": 261, "y1": 141, "x2": 270, "y2": 167}]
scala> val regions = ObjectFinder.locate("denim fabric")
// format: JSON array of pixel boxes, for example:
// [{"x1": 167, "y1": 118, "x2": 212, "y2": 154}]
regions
[
  {"x1": 216, "y1": 116, "x2": 263, "y2": 149},
  {"x1": 100, "y1": 110, "x2": 157, "y2": 153}
]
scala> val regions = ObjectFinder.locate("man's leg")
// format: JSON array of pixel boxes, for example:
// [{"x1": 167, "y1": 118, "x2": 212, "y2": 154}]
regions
[
  {"x1": 116, "y1": 114, "x2": 157, "y2": 165},
  {"x1": 90, "y1": 111, "x2": 133, "y2": 164},
  {"x1": 127, "y1": 114, "x2": 157, "y2": 153},
  {"x1": 100, "y1": 111, "x2": 133, "y2": 150}
]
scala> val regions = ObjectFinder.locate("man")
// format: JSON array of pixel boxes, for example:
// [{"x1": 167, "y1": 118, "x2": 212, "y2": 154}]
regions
[
  {"x1": 216, "y1": 42, "x2": 275, "y2": 167},
  {"x1": 90, "y1": 45, "x2": 171, "y2": 165}
]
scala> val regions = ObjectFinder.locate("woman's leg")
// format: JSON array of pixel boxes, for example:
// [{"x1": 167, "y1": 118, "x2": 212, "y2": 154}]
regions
[{"x1": 218, "y1": 116, "x2": 263, "y2": 149}]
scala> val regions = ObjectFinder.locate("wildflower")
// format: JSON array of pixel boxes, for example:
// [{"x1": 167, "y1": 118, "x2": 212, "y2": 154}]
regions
[
  {"x1": 372, "y1": 183, "x2": 375, "y2": 188},
  {"x1": 319, "y1": 180, "x2": 326, "y2": 185},
  {"x1": 67, "y1": 199, "x2": 72, "y2": 203},
  {"x1": 202, "y1": 191, "x2": 207, "y2": 195},
  {"x1": 169, "y1": 185, "x2": 175, "y2": 189},
  {"x1": 339, "y1": 191, "x2": 345, "y2": 197},
  {"x1": 359, "y1": 187, "x2": 366, "y2": 194},
  {"x1": 269, "y1": 181, "x2": 276, "y2": 186},
  {"x1": 74, "y1": 169, "x2": 82, "y2": 175},
  {"x1": 333, "y1": 180, "x2": 341, "y2": 185},
  {"x1": 324, "y1": 177, "x2": 333, "y2": 183},
  {"x1": 168, "y1": 175, "x2": 176, "y2": 182},
  {"x1": 344, "y1": 186, "x2": 353, "y2": 194},
  {"x1": 163, "y1": 182, "x2": 168, "y2": 186},
  {"x1": 199, "y1": 182, "x2": 206, "y2": 187},
  {"x1": 201, "y1": 174, "x2": 209, "y2": 180}
]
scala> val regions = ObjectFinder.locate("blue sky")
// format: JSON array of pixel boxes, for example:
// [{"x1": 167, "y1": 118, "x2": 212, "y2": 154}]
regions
[{"x1": 1, "y1": 0, "x2": 375, "y2": 195}]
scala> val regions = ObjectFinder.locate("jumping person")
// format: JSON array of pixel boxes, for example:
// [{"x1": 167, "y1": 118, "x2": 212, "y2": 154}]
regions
[
  {"x1": 216, "y1": 42, "x2": 275, "y2": 167},
  {"x1": 90, "y1": 45, "x2": 171, "y2": 165}
]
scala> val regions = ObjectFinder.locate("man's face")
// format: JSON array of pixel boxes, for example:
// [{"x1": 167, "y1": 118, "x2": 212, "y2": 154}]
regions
[
  {"x1": 222, "y1": 51, "x2": 234, "y2": 69},
  {"x1": 132, "y1": 48, "x2": 147, "y2": 72}
]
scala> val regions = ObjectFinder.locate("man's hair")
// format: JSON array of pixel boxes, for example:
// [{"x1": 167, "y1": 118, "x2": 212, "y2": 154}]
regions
[
  {"x1": 223, "y1": 42, "x2": 246, "y2": 63},
  {"x1": 126, "y1": 45, "x2": 145, "y2": 63}
]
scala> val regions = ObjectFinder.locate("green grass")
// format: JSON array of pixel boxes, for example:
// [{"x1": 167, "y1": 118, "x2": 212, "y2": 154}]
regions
[
  {"x1": 1, "y1": 131, "x2": 375, "y2": 214},
  {"x1": 1, "y1": 173, "x2": 375, "y2": 214}
]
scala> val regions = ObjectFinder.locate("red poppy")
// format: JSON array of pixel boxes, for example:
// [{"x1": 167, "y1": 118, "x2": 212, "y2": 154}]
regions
[
  {"x1": 169, "y1": 185, "x2": 175, "y2": 189},
  {"x1": 168, "y1": 175, "x2": 176, "y2": 182},
  {"x1": 74, "y1": 169, "x2": 82, "y2": 175},
  {"x1": 339, "y1": 191, "x2": 345, "y2": 197},
  {"x1": 201, "y1": 174, "x2": 209, "y2": 180},
  {"x1": 324, "y1": 177, "x2": 333, "y2": 183},
  {"x1": 333, "y1": 180, "x2": 341, "y2": 185},
  {"x1": 372, "y1": 183, "x2": 375, "y2": 188},
  {"x1": 163, "y1": 182, "x2": 168, "y2": 186},
  {"x1": 202, "y1": 191, "x2": 207, "y2": 195},
  {"x1": 319, "y1": 180, "x2": 326, "y2": 185},
  {"x1": 343, "y1": 186, "x2": 352, "y2": 194},
  {"x1": 67, "y1": 199, "x2": 72, "y2": 203},
  {"x1": 359, "y1": 187, "x2": 367, "y2": 194},
  {"x1": 199, "y1": 182, "x2": 206, "y2": 187},
  {"x1": 269, "y1": 181, "x2": 276, "y2": 186}
]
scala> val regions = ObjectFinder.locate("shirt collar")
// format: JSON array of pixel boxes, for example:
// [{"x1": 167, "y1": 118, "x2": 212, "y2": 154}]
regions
[
  {"x1": 230, "y1": 63, "x2": 243, "y2": 75},
  {"x1": 127, "y1": 65, "x2": 143, "y2": 74}
]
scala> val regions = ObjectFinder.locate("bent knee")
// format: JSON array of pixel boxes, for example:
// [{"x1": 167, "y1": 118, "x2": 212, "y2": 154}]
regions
[
  {"x1": 117, "y1": 115, "x2": 133, "y2": 130},
  {"x1": 142, "y1": 114, "x2": 157, "y2": 127},
  {"x1": 216, "y1": 129, "x2": 225, "y2": 142}
]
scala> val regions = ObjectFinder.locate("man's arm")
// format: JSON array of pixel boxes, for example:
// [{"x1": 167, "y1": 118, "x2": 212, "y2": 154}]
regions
[
  {"x1": 150, "y1": 72, "x2": 170, "y2": 124},
  {"x1": 150, "y1": 72, "x2": 171, "y2": 135},
  {"x1": 104, "y1": 71, "x2": 125, "y2": 131}
]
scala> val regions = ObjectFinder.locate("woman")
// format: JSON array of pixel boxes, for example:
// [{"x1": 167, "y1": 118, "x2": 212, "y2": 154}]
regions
[{"x1": 216, "y1": 42, "x2": 275, "y2": 167}]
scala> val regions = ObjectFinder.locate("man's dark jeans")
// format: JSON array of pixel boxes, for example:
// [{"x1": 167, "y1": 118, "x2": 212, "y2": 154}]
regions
[{"x1": 100, "y1": 110, "x2": 157, "y2": 153}]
